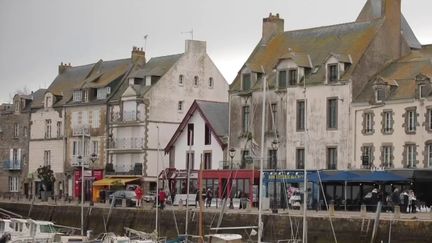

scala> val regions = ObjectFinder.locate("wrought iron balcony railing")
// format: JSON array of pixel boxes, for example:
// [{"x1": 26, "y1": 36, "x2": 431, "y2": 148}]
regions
[{"x1": 3, "y1": 160, "x2": 21, "y2": 170}]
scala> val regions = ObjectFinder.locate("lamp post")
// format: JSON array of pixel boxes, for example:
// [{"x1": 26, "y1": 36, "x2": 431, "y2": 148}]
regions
[
  {"x1": 78, "y1": 148, "x2": 97, "y2": 236},
  {"x1": 271, "y1": 140, "x2": 279, "y2": 214},
  {"x1": 228, "y1": 148, "x2": 235, "y2": 209}
]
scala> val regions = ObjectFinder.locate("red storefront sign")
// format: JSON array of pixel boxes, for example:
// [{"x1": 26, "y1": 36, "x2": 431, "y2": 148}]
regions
[{"x1": 74, "y1": 169, "x2": 104, "y2": 197}]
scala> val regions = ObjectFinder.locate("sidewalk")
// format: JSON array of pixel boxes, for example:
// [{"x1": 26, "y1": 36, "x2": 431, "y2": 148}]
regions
[{"x1": 1, "y1": 198, "x2": 431, "y2": 222}]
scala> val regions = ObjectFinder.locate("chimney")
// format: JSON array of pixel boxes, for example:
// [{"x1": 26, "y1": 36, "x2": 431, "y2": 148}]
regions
[
  {"x1": 58, "y1": 62, "x2": 72, "y2": 75},
  {"x1": 131, "y1": 46, "x2": 146, "y2": 66},
  {"x1": 262, "y1": 13, "x2": 284, "y2": 45},
  {"x1": 384, "y1": 0, "x2": 402, "y2": 56},
  {"x1": 185, "y1": 40, "x2": 206, "y2": 54}
]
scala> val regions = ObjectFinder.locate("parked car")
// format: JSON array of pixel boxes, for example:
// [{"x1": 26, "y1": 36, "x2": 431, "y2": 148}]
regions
[
  {"x1": 143, "y1": 192, "x2": 155, "y2": 202},
  {"x1": 108, "y1": 190, "x2": 137, "y2": 207}
]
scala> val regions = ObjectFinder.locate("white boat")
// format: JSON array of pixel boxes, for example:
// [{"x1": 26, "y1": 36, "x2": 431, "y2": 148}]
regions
[{"x1": 206, "y1": 234, "x2": 242, "y2": 243}]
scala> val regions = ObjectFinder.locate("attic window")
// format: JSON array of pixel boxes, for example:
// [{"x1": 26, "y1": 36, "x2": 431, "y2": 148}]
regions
[
  {"x1": 288, "y1": 69, "x2": 297, "y2": 86},
  {"x1": 179, "y1": 75, "x2": 184, "y2": 85},
  {"x1": 376, "y1": 89, "x2": 385, "y2": 103},
  {"x1": 208, "y1": 77, "x2": 214, "y2": 88},
  {"x1": 278, "y1": 70, "x2": 287, "y2": 89},
  {"x1": 45, "y1": 96, "x2": 52, "y2": 108},
  {"x1": 97, "y1": 87, "x2": 109, "y2": 100},
  {"x1": 73, "y1": 91, "x2": 82, "y2": 102},
  {"x1": 419, "y1": 84, "x2": 427, "y2": 99},
  {"x1": 242, "y1": 73, "x2": 251, "y2": 91},
  {"x1": 328, "y1": 64, "x2": 338, "y2": 83},
  {"x1": 194, "y1": 76, "x2": 199, "y2": 87}
]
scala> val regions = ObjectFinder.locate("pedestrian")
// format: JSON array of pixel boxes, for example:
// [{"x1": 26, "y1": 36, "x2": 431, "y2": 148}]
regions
[
  {"x1": 391, "y1": 188, "x2": 400, "y2": 212},
  {"x1": 401, "y1": 191, "x2": 409, "y2": 213},
  {"x1": 134, "y1": 186, "x2": 143, "y2": 207},
  {"x1": 195, "y1": 190, "x2": 200, "y2": 208},
  {"x1": 206, "y1": 188, "x2": 213, "y2": 208},
  {"x1": 159, "y1": 189, "x2": 166, "y2": 210},
  {"x1": 371, "y1": 188, "x2": 378, "y2": 212},
  {"x1": 408, "y1": 190, "x2": 417, "y2": 213}
]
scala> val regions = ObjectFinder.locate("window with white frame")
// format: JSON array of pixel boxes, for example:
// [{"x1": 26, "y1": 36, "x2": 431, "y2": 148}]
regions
[
  {"x1": 45, "y1": 119, "x2": 52, "y2": 138},
  {"x1": 428, "y1": 144, "x2": 432, "y2": 167},
  {"x1": 92, "y1": 141, "x2": 99, "y2": 156},
  {"x1": 419, "y1": 84, "x2": 427, "y2": 99},
  {"x1": 428, "y1": 108, "x2": 432, "y2": 131},
  {"x1": 383, "y1": 111, "x2": 393, "y2": 134},
  {"x1": 382, "y1": 145, "x2": 392, "y2": 168},
  {"x1": 73, "y1": 91, "x2": 82, "y2": 102},
  {"x1": 327, "y1": 98, "x2": 338, "y2": 129},
  {"x1": 328, "y1": 64, "x2": 338, "y2": 83},
  {"x1": 83, "y1": 90, "x2": 89, "y2": 102},
  {"x1": 97, "y1": 88, "x2": 108, "y2": 100},
  {"x1": 8, "y1": 176, "x2": 19, "y2": 192},
  {"x1": 364, "y1": 112, "x2": 373, "y2": 134},
  {"x1": 43, "y1": 150, "x2": 51, "y2": 166},
  {"x1": 407, "y1": 109, "x2": 417, "y2": 132},
  {"x1": 376, "y1": 89, "x2": 385, "y2": 102},
  {"x1": 406, "y1": 144, "x2": 416, "y2": 168},
  {"x1": 14, "y1": 123, "x2": 19, "y2": 137},
  {"x1": 56, "y1": 121, "x2": 62, "y2": 137},
  {"x1": 362, "y1": 145, "x2": 373, "y2": 166},
  {"x1": 288, "y1": 69, "x2": 297, "y2": 86},
  {"x1": 278, "y1": 70, "x2": 287, "y2": 89},
  {"x1": 327, "y1": 147, "x2": 337, "y2": 169}
]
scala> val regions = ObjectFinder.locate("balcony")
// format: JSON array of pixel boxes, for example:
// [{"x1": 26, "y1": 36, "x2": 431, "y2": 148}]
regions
[
  {"x1": 105, "y1": 163, "x2": 142, "y2": 176},
  {"x1": 108, "y1": 137, "x2": 145, "y2": 151},
  {"x1": 111, "y1": 111, "x2": 144, "y2": 123},
  {"x1": 3, "y1": 160, "x2": 21, "y2": 170}
]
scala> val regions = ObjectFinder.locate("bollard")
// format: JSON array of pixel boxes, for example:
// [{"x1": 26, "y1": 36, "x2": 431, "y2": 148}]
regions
[
  {"x1": 122, "y1": 199, "x2": 127, "y2": 208},
  {"x1": 394, "y1": 205, "x2": 400, "y2": 219},
  {"x1": 361, "y1": 204, "x2": 367, "y2": 218},
  {"x1": 329, "y1": 203, "x2": 335, "y2": 217}
]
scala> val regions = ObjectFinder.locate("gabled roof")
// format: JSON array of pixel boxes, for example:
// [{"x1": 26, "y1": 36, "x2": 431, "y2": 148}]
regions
[
  {"x1": 130, "y1": 54, "x2": 182, "y2": 78},
  {"x1": 164, "y1": 100, "x2": 229, "y2": 153},
  {"x1": 355, "y1": 45, "x2": 432, "y2": 102},
  {"x1": 231, "y1": 19, "x2": 383, "y2": 91}
]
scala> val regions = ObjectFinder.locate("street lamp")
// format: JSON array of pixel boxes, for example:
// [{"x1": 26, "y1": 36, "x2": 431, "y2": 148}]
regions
[
  {"x1": 228, "y1": 148, "x2": 235, "y2": 209},
  {"x1": 271, "y1": 140, "x2": 279, "y2": 214}
]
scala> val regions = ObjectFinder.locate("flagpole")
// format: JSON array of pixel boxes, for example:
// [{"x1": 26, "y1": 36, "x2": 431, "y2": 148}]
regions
[{"x1": 258, "y1": 67, "x2": 267, "y2": 243}]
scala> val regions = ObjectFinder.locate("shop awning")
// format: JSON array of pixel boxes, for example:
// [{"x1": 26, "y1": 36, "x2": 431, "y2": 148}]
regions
[{"x1": 93, "y1": 178, "x2": 140, "y2": 186}]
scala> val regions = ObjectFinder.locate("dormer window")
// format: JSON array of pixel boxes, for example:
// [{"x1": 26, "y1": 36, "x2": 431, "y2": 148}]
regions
[
  {"x1": 97, "y1": 87, "x2": 110, "y2": 100},
  {"x1": 376, "y1": 89, "x2": 385, "y2": 103},
  {"x1": 288, "y1": 69, "x2": 297, "y2": 86},
  {"x1": 242, "y1": 73, "x2": 251, "y2": 91},
  {"x1": 328, "y1": 64, "x2": 338, "y2": 83},
  {"x1": 419, "y1": 84, "x2": 427, "y2": 99},
  {"x1": 83, "y1": 90, "x2": 89, "y2": 102},
  {"x1": 45, "y1": 95, "x2": 52, "y2": 108},
  {"x1": 278, "y1": 70, "x2": 287, "y2": 89},
  {"x1": 73, "y1": 91, "x2": 82, "y2": 102}
]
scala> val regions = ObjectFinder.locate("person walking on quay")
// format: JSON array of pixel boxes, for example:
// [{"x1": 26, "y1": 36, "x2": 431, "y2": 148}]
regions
[
  {"x1": 206, "y1": 188, "x2": 213, "y2": 208},
  {"x1": 408, "y1": 190, "x2": 417, "y2": 213},
  {"x1": 135, "y1": 186, "x2": 143, "y2": 207},
  {"x1": 390, "y1": 188, "x2": 400, "y2": 212},
  {"x1": 159, "y1": 190, "x2": 167, "y2": 210},
  {"x1": 195, "y1": 190, "x2": 200, "y2": 208}
]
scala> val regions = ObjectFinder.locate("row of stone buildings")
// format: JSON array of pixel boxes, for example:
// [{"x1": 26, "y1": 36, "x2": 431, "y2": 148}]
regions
[{"x1": 0, "y1": 0, "x2": 431, "y2": 201}]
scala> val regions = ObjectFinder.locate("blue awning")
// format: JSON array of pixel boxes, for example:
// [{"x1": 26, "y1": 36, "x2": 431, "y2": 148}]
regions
[
  {"x1": 322, "y1": 171, "x2": 361, "y2": 182},
  {"x1": 353, "y1": 171, "x2": 409, "y2": 183}
]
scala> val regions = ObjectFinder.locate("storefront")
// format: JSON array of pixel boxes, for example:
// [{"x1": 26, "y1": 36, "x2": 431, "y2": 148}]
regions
[
  {"x1": 91, "y1": 177, "x2": 141, "y2": 202},
  {"x1": 73, "y1": 169, "x2": 104, "y2": 201}
]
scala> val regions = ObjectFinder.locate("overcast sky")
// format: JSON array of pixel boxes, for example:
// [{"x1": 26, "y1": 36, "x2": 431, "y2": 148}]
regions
[{"x1": 1, "y1": 0, "x2": 431, "y2": 103}]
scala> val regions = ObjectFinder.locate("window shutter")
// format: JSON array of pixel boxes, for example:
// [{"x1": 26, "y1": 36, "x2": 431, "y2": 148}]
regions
[
  {"x1": 82, "y1": 111, "x2": 88, "y2": 125},
  {"x1": 92, "y1": 110, "x2": 100, "y2": 128},
  {"x1": 10, "y1": 149, "x2": 13, "y2": 162},
  {"x1": 18, "y1": 149, "x2": 21, "y2": 162}
]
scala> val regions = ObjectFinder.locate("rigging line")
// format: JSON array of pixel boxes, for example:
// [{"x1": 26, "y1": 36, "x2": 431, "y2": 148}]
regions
[
  {"x1": 280, "y1": 175, "x2": 296, "y2": 240},
  {"x1": 317, "y1": 172, "x2": 338, "y2": 243},
  {"x1": 159, "y1": 151, "x2": 180, "y2": 236}
]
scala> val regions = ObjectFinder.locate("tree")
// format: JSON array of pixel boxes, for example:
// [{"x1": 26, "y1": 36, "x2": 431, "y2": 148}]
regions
[{"x1": 37, "y1": 165, "x2": 56, "y2": 192}]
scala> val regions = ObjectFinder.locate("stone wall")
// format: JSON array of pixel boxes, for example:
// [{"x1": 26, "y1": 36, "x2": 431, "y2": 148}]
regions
[{"x1": 0, "y1": 202, "x2": 431, "y2": 242}]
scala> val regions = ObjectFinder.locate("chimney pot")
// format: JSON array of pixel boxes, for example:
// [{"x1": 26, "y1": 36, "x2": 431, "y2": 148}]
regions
[{"x1": 262, "y1": 13, "x2": 284, "y2": 45}]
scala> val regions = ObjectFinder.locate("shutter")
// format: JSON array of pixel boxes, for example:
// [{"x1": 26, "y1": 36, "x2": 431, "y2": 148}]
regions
[
  {"x1": 18, "y1": 149, "x2": 21, "y2": 162},
  {"x1": 10, "y1": 149, "x2": 13, "y2": 162},
  {"x1": 82, "y1": 111, "x2": 88, "y2": 126},
  {"x1": 92, "y1": 110, "x2": 100, "y2": 128}
]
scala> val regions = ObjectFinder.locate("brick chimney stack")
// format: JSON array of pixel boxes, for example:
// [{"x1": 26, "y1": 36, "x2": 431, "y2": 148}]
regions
[
  {"x1": 262, "y1": 13, "x2": 284, "y2": 45},
  {"x1": 131, "y1": 46, "x2": 146, "y2": 66},
  {"x1": 384, "y1": 0, "x2": 402, "y2": 57},
  {"x1": 58, "y1": 62, "x2": 72, "y2": 75}
]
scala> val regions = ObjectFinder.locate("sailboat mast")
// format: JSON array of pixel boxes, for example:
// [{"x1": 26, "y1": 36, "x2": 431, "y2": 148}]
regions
[
  {"x1": 199, "y1": 153, "x2": 204, "y2": 243},
  {"x1": 156, "y1": 125, "x2": 160, "y2": 237},
  {"x1": 185, "y1": 132, "x2": 192, "y2": 236},
  {"x1": 302, "y1": 73, "x2": 308, "y2": 243},
  {"x1": 257, "y1": 68, "x2": 267, "y2": 243}
]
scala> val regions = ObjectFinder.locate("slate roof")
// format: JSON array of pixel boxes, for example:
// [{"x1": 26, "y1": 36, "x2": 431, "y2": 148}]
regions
[
  {"x1": 30, "y1": 89, "x2": 48, "y2": 109},
  {"x1": 355, "y1": 45, "x2": 432, "y2": 102},
  {"x1": 230, "y1": 19, "x2": 384, "y2": 91},
  {"x1": 164, "y1": 100, "x2": 229, "y2": 153},
  {"x1": 48, "y1": 58, "x2": 132, "y2": 107},
  {"x1": 129, "y1": 54, "x2": 182, "y2": 78}
]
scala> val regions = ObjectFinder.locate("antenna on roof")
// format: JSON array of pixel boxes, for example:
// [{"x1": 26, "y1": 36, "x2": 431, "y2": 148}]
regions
[
  {"x1": 181, "y1": 29, "x2": 193, "y2": 40},
  {"x1": 144, "y1": 34, "x2": 149, "y2": 51}
]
